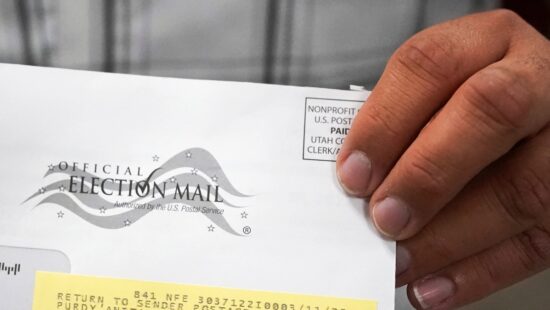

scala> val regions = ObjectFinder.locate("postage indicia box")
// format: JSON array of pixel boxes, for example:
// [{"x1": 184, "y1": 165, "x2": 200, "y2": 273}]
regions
[{"x1": 0, "y1": 64, "x2": 395, "y2": 310}]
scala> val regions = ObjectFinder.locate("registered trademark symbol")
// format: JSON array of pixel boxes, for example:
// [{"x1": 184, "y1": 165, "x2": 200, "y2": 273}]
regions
[{"x1": 243, "y1": 226, "x2": 252, "y2": 235}]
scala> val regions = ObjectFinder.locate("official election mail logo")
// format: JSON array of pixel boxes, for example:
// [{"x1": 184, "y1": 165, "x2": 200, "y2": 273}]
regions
[{"x1": 24, "y1": 148, "x2": 252, "y2": 236}]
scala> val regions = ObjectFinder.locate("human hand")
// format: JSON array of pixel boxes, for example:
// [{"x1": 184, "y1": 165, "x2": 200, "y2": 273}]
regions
[{"x1": 336, "y1": 10, "x2": 550, "y2": 309}]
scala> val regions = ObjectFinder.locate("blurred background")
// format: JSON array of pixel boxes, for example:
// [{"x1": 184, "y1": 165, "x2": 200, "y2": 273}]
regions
[
  {"x1": 3, "y1": 0, "x2": 548, "y2": 90},
  {"x1": 1, "y1": 1, "x2": 550, "y2": 309}
]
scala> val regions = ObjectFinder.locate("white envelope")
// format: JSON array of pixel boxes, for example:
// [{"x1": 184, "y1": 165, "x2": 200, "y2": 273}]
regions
[{"x1": 0, "y1": 64, "x2": 395, "y2": 310}]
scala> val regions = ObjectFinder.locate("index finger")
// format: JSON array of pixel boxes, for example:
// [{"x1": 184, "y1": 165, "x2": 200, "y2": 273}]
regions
[{"x1": 336, "y1": 10, "x2": 512, "y2": 196}]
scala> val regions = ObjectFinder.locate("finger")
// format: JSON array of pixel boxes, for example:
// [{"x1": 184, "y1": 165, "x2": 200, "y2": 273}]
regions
[
  {"x1": 406, "y1": 225, "x2": 550, "y2": 309},
  {"x1": 369, "y1": 22, "x2": 550, "y2": 239},
  {"x1": 396, "y1": 124, "x2": 550, "y2": 286},
  {"x1": 337, "y1": 10, "x2": 515, "y2": 196}
]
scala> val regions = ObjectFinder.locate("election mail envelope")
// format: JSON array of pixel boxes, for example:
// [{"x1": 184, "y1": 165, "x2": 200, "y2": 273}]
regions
[{"x1": 0, "y1": 64, "x2": 395, "y2": 310}]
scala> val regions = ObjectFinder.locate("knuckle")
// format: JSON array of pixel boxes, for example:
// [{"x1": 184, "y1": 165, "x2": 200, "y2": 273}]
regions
[
  {"x1": 489, "y1": 9, "x2": 523, "y2": 27},
  {"x1": 405, "y1": 148, "x2": 452, "y2": 196},
  {"x1": 524, "y1": 51, "x2": 550, "y2": 75},
  {"x1": 392, "y1": 33, "x2": 461, "y2": 86},
  {"x1": 497, "y1": 167, "x2": 550, "y2": 224},
  {"x1": 362, "y1": 102, "x2": 404, "y2": 139},
  {"x1": 460, "y1": 67, "x2": 534, "y2": 133},
  {"x1": 514, "y1": 227, "x2": 550, "y2": 272},
  {"x1": 470, "y1": 255, "x2": 501, "y2": 290},
  {"x1": 468, "y1": 227, "x2": 550, "y2": 288}
]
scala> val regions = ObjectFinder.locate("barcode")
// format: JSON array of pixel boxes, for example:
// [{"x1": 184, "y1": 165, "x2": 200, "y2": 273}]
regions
[{"x1": 0, "y1": 262, "x2": 21, "y2": 276}]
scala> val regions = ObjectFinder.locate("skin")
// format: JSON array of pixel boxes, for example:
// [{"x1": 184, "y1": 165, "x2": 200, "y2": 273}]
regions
[{"x1": 336, "y1": 10, "x2": 550, "y2": 310}]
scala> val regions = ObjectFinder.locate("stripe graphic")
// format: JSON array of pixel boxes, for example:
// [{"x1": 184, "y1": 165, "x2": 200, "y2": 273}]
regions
[{"x1": 25, "y1": 148, "x2": 251, "y2": 235}]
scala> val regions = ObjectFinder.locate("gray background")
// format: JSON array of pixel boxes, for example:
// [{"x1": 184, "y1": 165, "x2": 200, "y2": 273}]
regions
[{"x1": 0, "y1": 1, "x2": 548, "y2": 309}]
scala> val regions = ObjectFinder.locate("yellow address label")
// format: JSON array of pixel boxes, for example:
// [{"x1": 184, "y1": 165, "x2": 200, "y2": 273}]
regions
[{"x1": 33, "y1": 272, "x2": 377, "y2": 310}]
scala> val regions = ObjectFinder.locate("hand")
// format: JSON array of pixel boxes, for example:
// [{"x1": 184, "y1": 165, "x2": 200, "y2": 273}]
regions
[{"x1": 336, "y1": 10, "x2": 550, "y2": 309}]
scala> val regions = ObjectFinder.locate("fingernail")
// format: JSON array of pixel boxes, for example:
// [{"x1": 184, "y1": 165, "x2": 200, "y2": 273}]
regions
[
  {"x1": 372, "y1": 197, "x2": 410, "y2": 237},
  {"x1": 396, "y1": 245, "x2": 411, "y2": 276},
  {"x1": 413, "y1": 276, "x2": 456, "y2": 309},
  {"x1": 337, "y1": 151, "x2": 372, "y2": 195}
]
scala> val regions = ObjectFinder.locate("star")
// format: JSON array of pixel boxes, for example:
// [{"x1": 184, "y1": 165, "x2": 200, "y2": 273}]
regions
[
  {"x1": 207, "y1": 225, "x2": 215, "y2": 232},
  {"x1": 241, "y1": 211, "x2": 248, "y2": 219},
  {"x1": 57, "y1": 211, "x2": 64, "y2": 218},
  {"x1": 211, "y1": 175, "x2": 218, "y2": 182},
  {"x1": 59, "y1": 185, "x2": 65, "y2": 192},
  {"x1": 152, "y1": 155, "x2": 160, "y2": 162},
  {"x1": 186, "y1": 152, "x2": 192, "y2": 158},
  {"x1": 124, "y1": 219, "x2": 132, "y2": 226},
  {"x1": 99, "y1": 207, "x2": 106, "y2": 214},
  {"x1": 39, "y1": 187, "x2": 46, "y2": 194},
  {"x1": 191, "y1": 168, "x2": 198, "y2": 175},
  {"x1": 170, "y1": 176, "x2": 177, "y2": 183},
  {"x1": 48, "y1": 164, "x2": 55, "y2": 171}
]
